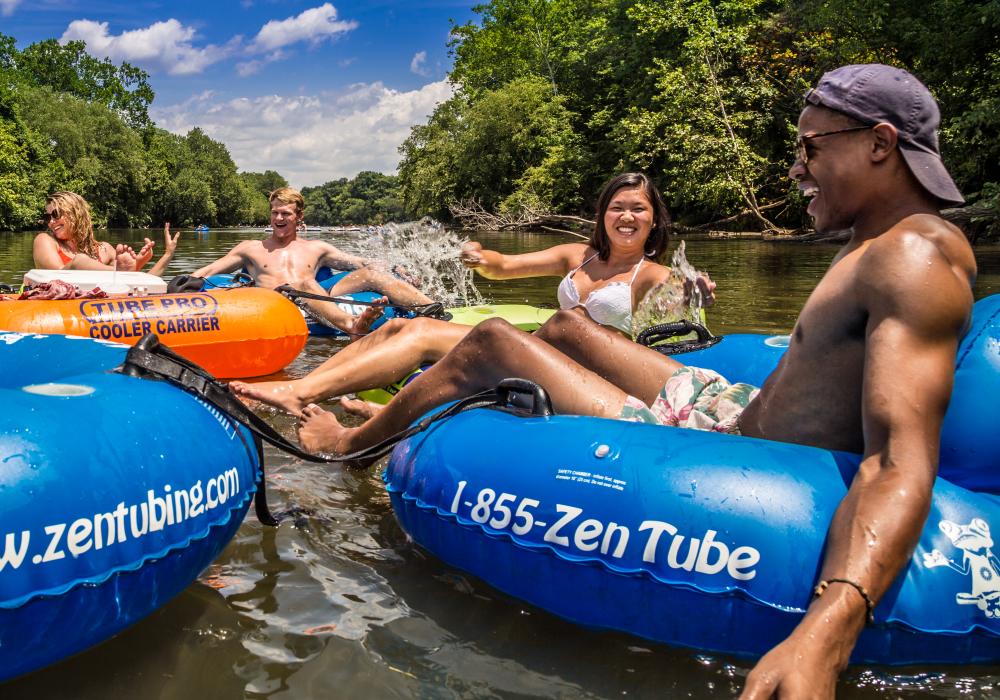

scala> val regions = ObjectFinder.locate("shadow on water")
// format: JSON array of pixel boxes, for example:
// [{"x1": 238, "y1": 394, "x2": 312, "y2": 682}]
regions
[{"x1": 3, "y1": 576, "x2": 248, "y2": 699}]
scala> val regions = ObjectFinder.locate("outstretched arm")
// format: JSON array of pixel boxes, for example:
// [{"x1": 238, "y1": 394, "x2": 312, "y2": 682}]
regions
[
  {"x1": 192, "y1": 243, "x2": 248, "y2": 277},
  {"x1": 460, "y1": 241, "x2": 580, "y2": 280},
  {"x1": 318, "y1": 243, "x2": 370, "y2": 272},
  {"x1": 741, "y1": 235, "x2": 973, "y2": 699}
]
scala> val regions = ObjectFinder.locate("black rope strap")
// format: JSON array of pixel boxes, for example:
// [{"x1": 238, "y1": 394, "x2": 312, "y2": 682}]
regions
[
  {"x1": 635, "y1": 319, "x2": 722, "y2": 356},
  {"x1": 115, "y1": 334, "x2": 552, "y2": 523},
  {"x1": 274, "y1": 284, "x2": 452, "y2": 320}
]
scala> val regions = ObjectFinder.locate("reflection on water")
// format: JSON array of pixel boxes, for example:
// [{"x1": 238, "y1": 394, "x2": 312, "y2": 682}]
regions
[{"x1": 2, "y1": 227, "x2": 999, "y2": 698}]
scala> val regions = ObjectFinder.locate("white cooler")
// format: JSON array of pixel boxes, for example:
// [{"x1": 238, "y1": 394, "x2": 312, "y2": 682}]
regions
[{"x1": 23, "y1": 269, "x2": 168, "y2": 294}]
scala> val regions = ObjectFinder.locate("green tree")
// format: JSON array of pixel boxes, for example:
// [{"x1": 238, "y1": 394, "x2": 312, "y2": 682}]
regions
[
  {"x1": 398, "y1": 76, "x2": 585, "y2": 218},
  {"x1": 183, "y1": 128, "x2": 256, "y2": 225},
  {"x1": 302, "y1": 171, "x2": 409, "y2": 225},
  {"x1": 617, "y1": 0, "x2": 789, "y2": 226},
  {"x1": 241, "y1": 170, "x2": 289, "y2": 198},
  {"x1": 13, "y1": 37, "x2": 154, "y2": 129},
  {"x1": 17, "y1": 85, "x2": 148, "y2": 226}
]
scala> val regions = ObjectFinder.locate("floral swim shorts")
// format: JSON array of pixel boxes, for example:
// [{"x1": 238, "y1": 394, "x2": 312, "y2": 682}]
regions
[{"x1": 619, "y1": 366, "x2": 759, "y2": 434}]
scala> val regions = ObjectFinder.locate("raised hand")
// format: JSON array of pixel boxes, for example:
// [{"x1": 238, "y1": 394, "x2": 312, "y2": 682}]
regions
[
  {"x1": 459, "y1": 241, "x2": 486, "y2": 268},
  {"x1": 696, "y1": 272, "x2": 717, "y2": 307},
  {"x1": 163, "y1": 223, "x2": 179, "y2": 255}
]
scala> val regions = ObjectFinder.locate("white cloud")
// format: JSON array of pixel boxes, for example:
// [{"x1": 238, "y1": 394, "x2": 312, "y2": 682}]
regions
[
  {"x1": 410, "y1": 50, "x2": 429, "y2": 77},
  {"x1": 151, "y1": 80, "x2": 455, "y2": 188},
  {"x1": 236, "y1": 50, "x2": 286, "y2": 77},
  {"x1": 58, "y1": 4, "x2": 357, "y2": 77},
  {"x1": 60, "y1": 19, "x2": 235, "y2": 76},
  {"x1": 249, "y1": 3, "x2": 358, "y2": 53},
  {"x1": 0, "y1": 0, "x2": 21, "y2": 17}
]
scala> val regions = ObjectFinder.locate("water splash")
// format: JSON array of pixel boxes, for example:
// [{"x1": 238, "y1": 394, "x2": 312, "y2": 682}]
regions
[
  {"x1": 631, "y1": 241, "x2": 707, "y2": 336},
  {"x1": 336, "y1": 219, "x2": 485, "y2": 308}
]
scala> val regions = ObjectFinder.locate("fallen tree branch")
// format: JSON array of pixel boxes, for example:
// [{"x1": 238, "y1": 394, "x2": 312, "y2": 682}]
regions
[
  {"x1": 449, "y1": 198, "x2": 594, "y2": 233},
  {"x1": 691, "y1": 199, "x2": 787, "y2": 229}
]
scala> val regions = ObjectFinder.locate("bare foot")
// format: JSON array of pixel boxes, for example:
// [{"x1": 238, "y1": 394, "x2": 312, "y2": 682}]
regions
[
  {"x1": 298, "y1": 403, "x2": 354, "y2": 454},
  {"x1": 339, "y1": 396, "x2": 384, "y2": 419},
  {"x1": 347, "y1": 296, "x2": 386, "y2": 340},
  {"x1": 230, "y1": 379, "x2": 309, "y2": 416},
  {"x1": 114, "y1": 244, "x2": 139, "y2": 271}
]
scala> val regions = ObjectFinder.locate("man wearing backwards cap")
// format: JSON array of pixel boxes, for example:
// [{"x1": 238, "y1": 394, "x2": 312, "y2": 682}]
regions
[
  {"x1": 296, "y1": 65, "x2": 976, "y2": 695},
  {"x1": 736, "y1": 63, "x2": 975, "y2": 697}
]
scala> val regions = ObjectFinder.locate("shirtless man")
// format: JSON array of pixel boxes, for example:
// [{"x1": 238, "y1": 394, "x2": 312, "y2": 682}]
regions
[
  {"x1": 296, "y1": 65, "x2": 976, "y2": 696},
  {"x1": 192, "y1": 187, "x2": 433, "y2": 334}
]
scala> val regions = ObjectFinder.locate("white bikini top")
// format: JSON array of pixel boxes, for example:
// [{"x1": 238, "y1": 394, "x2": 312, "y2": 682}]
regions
[{"x1": 556, "y1": 254, "x2": 644, "y2": 334}]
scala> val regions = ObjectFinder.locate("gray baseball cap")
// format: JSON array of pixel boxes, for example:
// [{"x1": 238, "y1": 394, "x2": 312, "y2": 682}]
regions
[{"x1": 805, "y1": 64, "x2": 964, "y2": 206}]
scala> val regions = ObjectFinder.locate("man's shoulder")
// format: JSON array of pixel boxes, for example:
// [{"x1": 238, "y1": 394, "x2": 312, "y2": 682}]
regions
[
  {"x1": 859, "y1": 214, "x2": 974, "y2": 326},
  {"x1": 290, "y1": 237, "x2": 333, "y2": 251},
  {"x1": 232, "y1": 238, "x2": 260, "y2": 251},
  {"x1": 863, "y1": 214, "x2": 973, "y2": 280}
]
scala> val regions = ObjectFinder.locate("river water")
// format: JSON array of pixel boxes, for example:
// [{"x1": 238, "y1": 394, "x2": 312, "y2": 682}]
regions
[{"x1": 2, "y1": 227, "x2": 999, "y2": 699}]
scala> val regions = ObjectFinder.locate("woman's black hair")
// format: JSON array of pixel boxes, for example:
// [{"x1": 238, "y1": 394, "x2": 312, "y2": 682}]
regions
[{"x1": 588, "y1": 172, "x2": 672, "y2": 261}]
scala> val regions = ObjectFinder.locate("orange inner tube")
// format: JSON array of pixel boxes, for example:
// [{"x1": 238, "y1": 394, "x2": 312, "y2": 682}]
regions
[{"x1": 0, "y1": 287, "x2": 307, "y2": 379}]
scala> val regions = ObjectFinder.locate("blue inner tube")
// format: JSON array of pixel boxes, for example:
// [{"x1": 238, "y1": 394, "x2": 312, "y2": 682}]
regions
[
  {"x1": 0, "y1": 333, "x2": 261, "y2": 681},
  {"x1": 204, "y1": 267, "x2": 406, "y2": 337},
  {"x1": 384, "y1": 294, "x2": 1000, "y2": 665}
]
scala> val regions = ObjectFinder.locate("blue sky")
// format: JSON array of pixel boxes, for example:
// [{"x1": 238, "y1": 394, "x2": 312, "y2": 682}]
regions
[{"x1": 0, "y1": 1, "x2": 478, "y2": 186}]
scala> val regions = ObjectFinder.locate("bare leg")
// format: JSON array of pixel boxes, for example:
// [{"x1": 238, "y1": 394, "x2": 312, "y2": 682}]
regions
[
  {"x1": 297, "y1": 318, "x2": 648, "y2": 461},
  {"x1": 534, "y1": 309, "x2": 682, "y2": 406},
  {"x1": 231, "y1": 317, "x2": 470, "y2": 415},
  {"x1": 347, "y1": 296, "x2": 386, "y2": 337},
  {"x1": 298, "y1": 278, "x2": 357, "y2": 332},
  {"x1": 329, "y1": 267, "x2": 434, "y2": 306}
]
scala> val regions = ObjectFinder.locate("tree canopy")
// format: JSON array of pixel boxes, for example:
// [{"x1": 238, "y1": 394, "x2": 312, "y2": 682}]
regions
[
  {"x1": 0, "y1": 34, "x2": 408, "y2": 231},
  {"x1": 398, "y1": 0, "x2": 1000, "y2": 234}
]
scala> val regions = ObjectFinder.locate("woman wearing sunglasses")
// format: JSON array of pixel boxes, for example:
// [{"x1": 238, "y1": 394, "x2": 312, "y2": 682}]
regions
[{"x1": 32, "y1": 191, "x2": 178, "y2": 275}]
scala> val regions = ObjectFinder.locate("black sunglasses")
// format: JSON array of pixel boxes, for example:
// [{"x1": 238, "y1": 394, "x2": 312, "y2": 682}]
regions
[
  {"x1": 41, "y1": 209, "x2": 62, "y2": 224},
  {"x1": 795, "y1": 125, "x2": 874, "y2": 164}
]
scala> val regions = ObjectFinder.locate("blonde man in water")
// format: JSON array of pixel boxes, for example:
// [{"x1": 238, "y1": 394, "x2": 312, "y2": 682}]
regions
[{"x1": 193, "y1": 187, "x2": 433, "y2": 335}]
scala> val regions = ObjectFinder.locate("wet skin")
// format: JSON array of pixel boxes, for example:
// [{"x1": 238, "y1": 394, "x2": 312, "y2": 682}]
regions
[
  {"x1": 296, "y1": 106, "x2": 977, "y2": 699},
  {"x1": 193, "y1": 200, "x2": 432, "y2": 333}
]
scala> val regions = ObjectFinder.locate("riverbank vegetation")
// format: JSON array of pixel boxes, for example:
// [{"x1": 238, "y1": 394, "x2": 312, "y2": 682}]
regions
[
  {"x1": 3, "y1": 1, "x2": 999, "y2": 237},
  {"x1": 0, "y1": 33, "x2": 413, "y2": 231},
  {"x1": 397, "y1": 0, "x2": 1000, "y2": 238},
  {"x1": 0, "y1": 36, "x2": 273, "y2": 230}
]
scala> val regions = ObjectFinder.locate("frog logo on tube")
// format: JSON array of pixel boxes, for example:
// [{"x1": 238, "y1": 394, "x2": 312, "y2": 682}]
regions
[
  {"x1": 79, "y1": 294, "x2": 221, "y2": 341},
  {"x1": 922, "y1": 517, "x2": 1000, "y2": 618}
]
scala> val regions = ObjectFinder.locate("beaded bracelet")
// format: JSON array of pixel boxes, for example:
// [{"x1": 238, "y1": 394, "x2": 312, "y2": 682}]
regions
[{"x1": 813, "y1": 578, "x2": 875, "y2": 623}]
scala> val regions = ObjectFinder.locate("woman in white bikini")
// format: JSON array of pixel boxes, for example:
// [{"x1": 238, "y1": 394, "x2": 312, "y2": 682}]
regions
[{"x1": 231, "y1": 172, "x2": 715, "y2": 416}]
